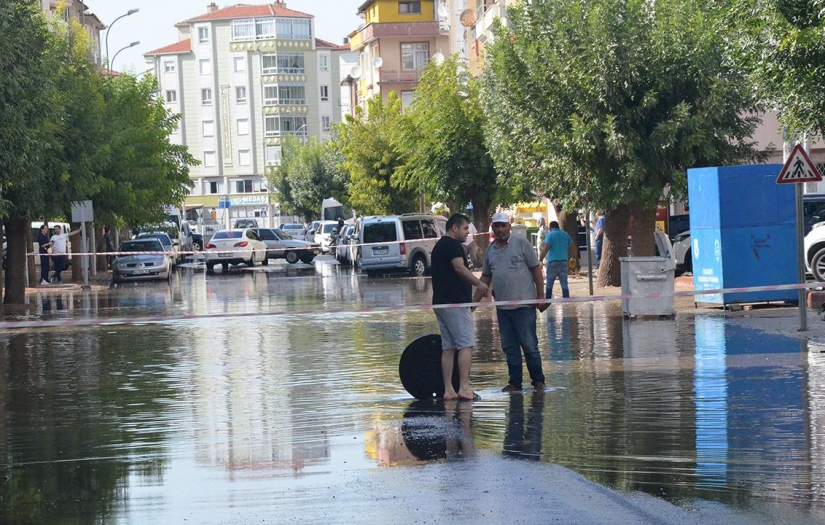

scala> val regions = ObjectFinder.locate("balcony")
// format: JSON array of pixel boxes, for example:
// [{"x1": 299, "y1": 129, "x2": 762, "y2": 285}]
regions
[
  {"x1": 474, "y1": 1, "x2": 508, "y2": 41},
  {"x1": 377, "y1": 69, "x2": 422, "y2": 84},
  {"x1": 348, "y1": 21, "x2": 441, "y2": 50}
]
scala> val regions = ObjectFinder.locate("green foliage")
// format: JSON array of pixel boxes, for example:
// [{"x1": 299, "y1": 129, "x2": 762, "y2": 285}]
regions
[
  {"x1": 267, "y1": 135, "x2": 348, "y2": 221},
  {"x1": 725, "y1": 0, "x2": 825, "y2": 136},
  {"x1": 394, "y1": 55, "x2": 500, "y2": 224},
  {"x1": 482, "y1": 0, "x2": 765, "y2": 214},
  {"x1": 336, "y1": 93, "x2": 418, "y2": 215}
]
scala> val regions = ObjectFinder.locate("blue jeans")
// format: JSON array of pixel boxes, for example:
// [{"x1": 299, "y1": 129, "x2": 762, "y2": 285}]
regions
[
  {"x1": 595, "y1": 238, "x2": 603, "y2": 267},
  {"x1": 545, "y1": 261, "x2": 569, "y2": 298},
  {"x1": 497, "y1": 307, "x2": 544, "y2": 389}
]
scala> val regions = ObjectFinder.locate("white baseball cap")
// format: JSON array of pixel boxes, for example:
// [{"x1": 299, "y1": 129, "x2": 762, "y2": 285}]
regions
[{"x1": 491, "y1": 212, "x2": 510, "y2": 224}]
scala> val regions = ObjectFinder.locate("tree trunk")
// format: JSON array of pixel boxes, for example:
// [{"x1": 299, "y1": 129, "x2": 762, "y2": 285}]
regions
[
  {"x1": 3, "y1": 217, "x2": 29, "y2": 304},
  {"x1": 630, "y1": 201, "x2": 657, "y2": 257},
  {"x1": 596, "y1": 203, "x2": 632, "y2": 288},
  {"x1": 558, "y1": 209, "x2": 579, "y2": 263}
]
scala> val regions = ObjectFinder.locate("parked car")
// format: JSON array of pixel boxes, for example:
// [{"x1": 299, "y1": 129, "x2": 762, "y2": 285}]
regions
[
  {"x1": 314, "y1": 220, "x2": 340, "y2": 254},
  {"x1": 334, "y1": 224, "x2": 355, "y2": 264},
  {"x1": 111, "y1": 238, "x2": 173, "y2": 284},
  {"x1": 304, "y1": 220, "x2": 321, "y2": 243},
  {"x1": 804, "y1": 222, "x2": 825, "y2": 281},
  {"x1": 354, "y1": 214, "x2": 447, "y2": 277},
  {"x1": 137, "y1": 232, "x2": 179, "y2": 265},
  {"x1": 250, "y1": 228, "x2": 321, "y2": 264},
  {"x1": 233, "y1": 218, "x2": 259, "y2": 229},
  {"x1": 203, "y1": 228, "x2": 268, "y2": 271},
  {"x1": 280, "y1": 223, "x2": 306, "y2": 239},
  {"x1": 191, "y1": 232, "x2": 203, "y2": 251},
  {"x1": 672, "y1": 230, "x2": 692, "y2": 276},
  {"x1": 803, "y1": 193, "x2": 825, "y2": 235},
  {"x1": 668, "y1": 214, "x2": 690, "y2": 242}
]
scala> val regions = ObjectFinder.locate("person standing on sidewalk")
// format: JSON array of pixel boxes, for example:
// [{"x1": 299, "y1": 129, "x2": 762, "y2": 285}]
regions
[
  {"x1": 431, "y1": 213, "x2": 490, "y2": 401},
  {"x1": 539, "y1": 221, "x2": 575, "y2": 299},
  {"x1": 475, "y1": 212, "x2": 549, "y2": 393},
  {"x1": 594, "y1": 211, "x2": 605, "y2": 268},
  {"x1": 45, "y1": 224, "x2": 81, "y2": 283},
  {"x1": 103, "y1": 226, "x2": 114, "y2": 269},
  {"x1": 37, "y1": 225, "x2": 51, "y2": 286}
]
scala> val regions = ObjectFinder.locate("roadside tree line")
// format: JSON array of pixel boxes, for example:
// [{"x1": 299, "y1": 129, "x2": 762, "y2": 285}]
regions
[
  {"x1": 274, "y1": 0, "x2": 824, "y2": 287},
  {"x1": 0, "y1": 1, "x2": 195, "y2": 304}
]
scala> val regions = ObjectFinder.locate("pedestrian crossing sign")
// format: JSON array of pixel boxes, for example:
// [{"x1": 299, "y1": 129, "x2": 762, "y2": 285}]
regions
[{"x1": 776, "y1": 144, "x2": 822, "y2": 184}]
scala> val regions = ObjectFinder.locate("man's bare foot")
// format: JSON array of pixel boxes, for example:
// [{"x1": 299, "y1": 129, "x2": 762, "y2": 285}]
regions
[{"x1": 442, "y1": 389, "x2": 459, "y2": 400}]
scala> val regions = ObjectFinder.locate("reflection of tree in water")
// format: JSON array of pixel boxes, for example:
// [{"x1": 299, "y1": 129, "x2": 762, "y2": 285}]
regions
[{"x1": 0, "y1": 330, "x2": 180, "y2": 523}]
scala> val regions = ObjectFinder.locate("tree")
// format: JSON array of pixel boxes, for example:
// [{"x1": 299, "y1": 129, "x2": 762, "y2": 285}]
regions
[
  {"x1": 267, "y1": 135, "x2": 347, "y2": 222},
  {"x1": 337, "y1": 93, "x2": 418, "y2": 215},
  {"x1": 394, "y1": 55, "x2": 499, "y2": 237},
  {"x1": 725, "y1": 0, "x2": 825, "y2": 137},
  {"x1": 0, "y1": 1, "x2": 60, "y2": 304},
  {"x1": 482, "y1": 0, "x2": 765, "y2": 286}
]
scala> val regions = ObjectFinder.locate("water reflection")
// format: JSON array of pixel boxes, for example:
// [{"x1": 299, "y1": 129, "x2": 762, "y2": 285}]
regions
[{"x1": 1, "y1": 271, "x2": 824, "y2": 522}]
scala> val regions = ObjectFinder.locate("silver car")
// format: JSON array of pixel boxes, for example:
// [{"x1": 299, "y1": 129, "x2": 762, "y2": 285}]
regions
[
  {"x1": 251, "y1": 228, "x2": 321, "y2": 264},
  {"x1": 112, "y1": 238, "x2": 173, "y2": 283}
]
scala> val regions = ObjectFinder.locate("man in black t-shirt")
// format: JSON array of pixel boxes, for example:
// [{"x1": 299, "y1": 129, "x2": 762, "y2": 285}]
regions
[{"x1": 431, "y1": 213, "x2": 490, "y2": 400}]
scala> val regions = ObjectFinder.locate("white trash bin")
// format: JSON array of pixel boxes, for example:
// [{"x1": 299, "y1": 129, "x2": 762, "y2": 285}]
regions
[{"x1": 620, "y1": 232, "x2": 676, "y2": 317}]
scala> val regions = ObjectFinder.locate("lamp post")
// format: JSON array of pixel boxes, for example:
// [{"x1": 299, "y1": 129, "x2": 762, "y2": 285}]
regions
[
  {"x1": 111, "y1": 41, "x2": 140, "y2": 72},
  {"x1": 105, "y1": 8, "x2": 139, "y2": 68}
]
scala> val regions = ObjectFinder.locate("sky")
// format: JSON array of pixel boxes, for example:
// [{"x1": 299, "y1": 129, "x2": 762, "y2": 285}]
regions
[{"x1": 90, "y1": 1, "x2": 364, "y2": 72}]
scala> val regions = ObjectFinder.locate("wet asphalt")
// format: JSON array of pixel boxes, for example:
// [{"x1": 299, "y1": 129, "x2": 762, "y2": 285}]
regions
[{"x1": 1, "y1": 258, "x2": 825, "y2": 524}]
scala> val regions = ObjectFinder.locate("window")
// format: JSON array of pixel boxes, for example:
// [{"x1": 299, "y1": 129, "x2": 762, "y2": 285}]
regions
[
  {"x1": 401, "y1": 43, "x2": 428, "y2": 70},
  {"x1": 238, "y1": 150, "x2": 251, "y2": 166},
  {"x1": 237, "y1": 119, "x2": 249, "y2": 135},
  {"x1": 199, "y1": 59, "x2": 211, "y2": 75},
  {"x1": 281, "y1": 116, "x2": 307, "y2": 135},
  {"x1": 256, "y1": 18, "x2": 275, "y2": 39},
  {"x1": 321, "y1": 116, "x2": 331, "y2": 132},
  {"x1": 234, "y1": 56, "x2": 246, "y2": 72},
  {"x1": 276, "y1": 18, "x2": 311, "y2": 40},
  {"x1": 401, "y1": 90, "x2": 415, "y2": 109},
  {"x1": 163, "y1": 61, "x2": 176, "y2": 73},
  {"x1": 202, "y1": 120, "x2": 215, "y2": 136},
  {"x1": 231, "y1": 19, "x2": 254, "y2": 41},
  {"x1": 262, "y1": 53, "x2": 305, "y2": 74},
  {"x1": 402, "y1": 220, "x2": 423, "y2": 240},
  {"x1": 202, "y1": 88, "x2": 213, "y2": 105},
  {"x1": 235, "y1": 180, "x2": 253, "y2": 193},
  {"x1": 320, "y1": 85, "x2": 329, "y2": 101},
  {"x1": 264, "y1": 115, "x2": 279, "y2": 136},
  {"x1": 204, "y1": 151, "x2": 216, "y2": 167},
  {"x1": 265, "y1": 145, "x2": 282, "y2": 165},
  {"x1": 165, "y1": 90, "x2": 177, "y2": 103},
  {"x1": 421, "y1": 219, "x2": 438, "y2": 238},
  {"x1": 399, "y1": 1, "x2": 422, "y2": 14},
  {"x1": 264, "y1": 84, "x2": 306, "y2": 105},
  {"x1": 198, "y1": 26, "x2": 209, "y2": 43},
  {"x1": 209, "y1": 181, "x2": 219, "y2": 194},
  {"x1": 319, "y1": 54, "x2": 329, "y2": 71}
]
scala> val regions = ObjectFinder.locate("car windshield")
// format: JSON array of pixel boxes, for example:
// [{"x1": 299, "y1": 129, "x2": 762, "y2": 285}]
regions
[
  {"x1": 121, "y1": 240, "x2": 163, "y2": 252},
  {"x1": 213, "y1": 230, "x2": 243, "y2": 239},
  {"x1": 323, "y1": 223, "x2": 337, "y2": 233},
  {"x1": 138, "y1": 233, "x2": 171, "y2": 247}
]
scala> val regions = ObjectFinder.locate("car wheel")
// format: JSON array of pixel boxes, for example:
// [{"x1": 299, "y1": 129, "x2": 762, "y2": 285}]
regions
[
  {"x1": 194, "y1": 241, "x2": 203, "y2": 251},
  {"x1": 300, "y1": 253, "x2": 315, "y2": 264},
  {"x1": 249, "y1": 251, "x2": 257, "y2": 266},
  {"x1": 285, "y1": 251, "x2": 299, "y2": 264},
  {"x1": 262, "y1": 255, "x2": 269, "y2": 266},
  {"x1": 812, "y1": 248, "x2": 825, "y2": 282},
  {"x1": 206, "y1": 262, "x2": 215, "y2": 272},
  {"x1": 410, "y1": 254, "x2": 426, "y2": 277}
]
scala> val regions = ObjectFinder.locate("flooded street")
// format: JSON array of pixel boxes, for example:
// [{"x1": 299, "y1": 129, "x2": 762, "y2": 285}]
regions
[{"x1": 2, "y1": 261, "x2": 825, "y2": 523}]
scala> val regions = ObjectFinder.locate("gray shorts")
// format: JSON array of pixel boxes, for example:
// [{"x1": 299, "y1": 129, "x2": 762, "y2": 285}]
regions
[{"x1": 434, "y1": 307, "x2": 475, "y2": 350}]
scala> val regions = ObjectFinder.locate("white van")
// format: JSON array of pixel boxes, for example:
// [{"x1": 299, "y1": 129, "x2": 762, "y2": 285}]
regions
[{"x1": 355, "y1": 214, "x2": 447, "y2": 277}]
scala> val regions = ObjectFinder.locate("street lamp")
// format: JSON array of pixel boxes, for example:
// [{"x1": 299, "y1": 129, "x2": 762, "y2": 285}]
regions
[
  {"x1": 105, "y1": 8, "x2": 139, "y2": 68},
  {"x1": 111, "y1": 41, "x2": 140, "y2": 71}
]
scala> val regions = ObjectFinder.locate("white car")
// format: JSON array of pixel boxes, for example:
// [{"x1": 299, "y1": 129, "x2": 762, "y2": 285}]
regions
[
  {"x1": 314, "y1": 220, "x2": 340, "y2": 254},
  {"x1": 203, "y1": 228, "x2": 268, "y2": 272},
  {"x1": 804, "y1": 222, "x2": 825, "y2": 281}
]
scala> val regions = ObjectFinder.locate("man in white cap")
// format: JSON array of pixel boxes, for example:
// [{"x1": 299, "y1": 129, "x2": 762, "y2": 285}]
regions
[{"x1": 475, "y1": 212, "x2": 548, "y2": 392}]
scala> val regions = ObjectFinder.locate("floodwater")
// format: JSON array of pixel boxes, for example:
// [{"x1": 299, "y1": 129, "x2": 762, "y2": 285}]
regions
[{"x1": 1, "y1": 261, "x2": 825, "y2": 524}]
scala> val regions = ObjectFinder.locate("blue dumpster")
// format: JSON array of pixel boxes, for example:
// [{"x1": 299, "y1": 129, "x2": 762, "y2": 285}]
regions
[{"x1": 687, "y1": 164, "x2": 797, "y2": 306}]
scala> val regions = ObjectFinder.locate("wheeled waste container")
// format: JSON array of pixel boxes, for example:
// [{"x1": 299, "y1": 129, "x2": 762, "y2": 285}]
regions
[{"x1": 620, "y1": 232, "x2": 676, "y2": 317}]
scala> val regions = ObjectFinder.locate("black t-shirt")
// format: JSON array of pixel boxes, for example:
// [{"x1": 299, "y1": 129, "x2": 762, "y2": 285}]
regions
[{"x1": 431, "y1": 235, "x2": 471, "y2": 305}]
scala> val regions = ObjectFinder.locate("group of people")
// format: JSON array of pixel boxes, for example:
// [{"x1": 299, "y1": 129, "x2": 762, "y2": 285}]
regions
[
  {"x1": 37, "y1": 224, "x2": 81, "y2": 285},
  {"x1": 431, "y1": 211, "x2": 604, "y2": 400}
]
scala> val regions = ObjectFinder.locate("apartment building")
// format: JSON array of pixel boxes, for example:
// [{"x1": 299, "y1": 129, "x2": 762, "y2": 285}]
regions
[
  {"x1": 39, "y1": 0, "x2": 105, "y2": 66},
  {"x1": 347, "y1": 0, "x2": 452, "y2": 112},
  {"x1": 144, "y1": 2, "x2": 343, "y2": 224}
]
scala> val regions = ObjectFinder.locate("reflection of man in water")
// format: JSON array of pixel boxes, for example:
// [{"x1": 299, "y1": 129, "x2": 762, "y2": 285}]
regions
[
  {"x1": 503, "y1": 393, "x2": 545, "y2": 461},
  {"x1": 401, "y1": 400, "x2": 475, "y2": 462}
]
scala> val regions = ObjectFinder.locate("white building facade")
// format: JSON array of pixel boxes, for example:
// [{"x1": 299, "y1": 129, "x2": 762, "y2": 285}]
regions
[{"x1": 144, "y1": 2, "x2": 342, "y2": 226}]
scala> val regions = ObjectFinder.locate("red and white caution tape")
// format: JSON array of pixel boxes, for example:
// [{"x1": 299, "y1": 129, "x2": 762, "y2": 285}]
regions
[{"x1": 0, "y1": 281, "x2": 820, "y2": 332}]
